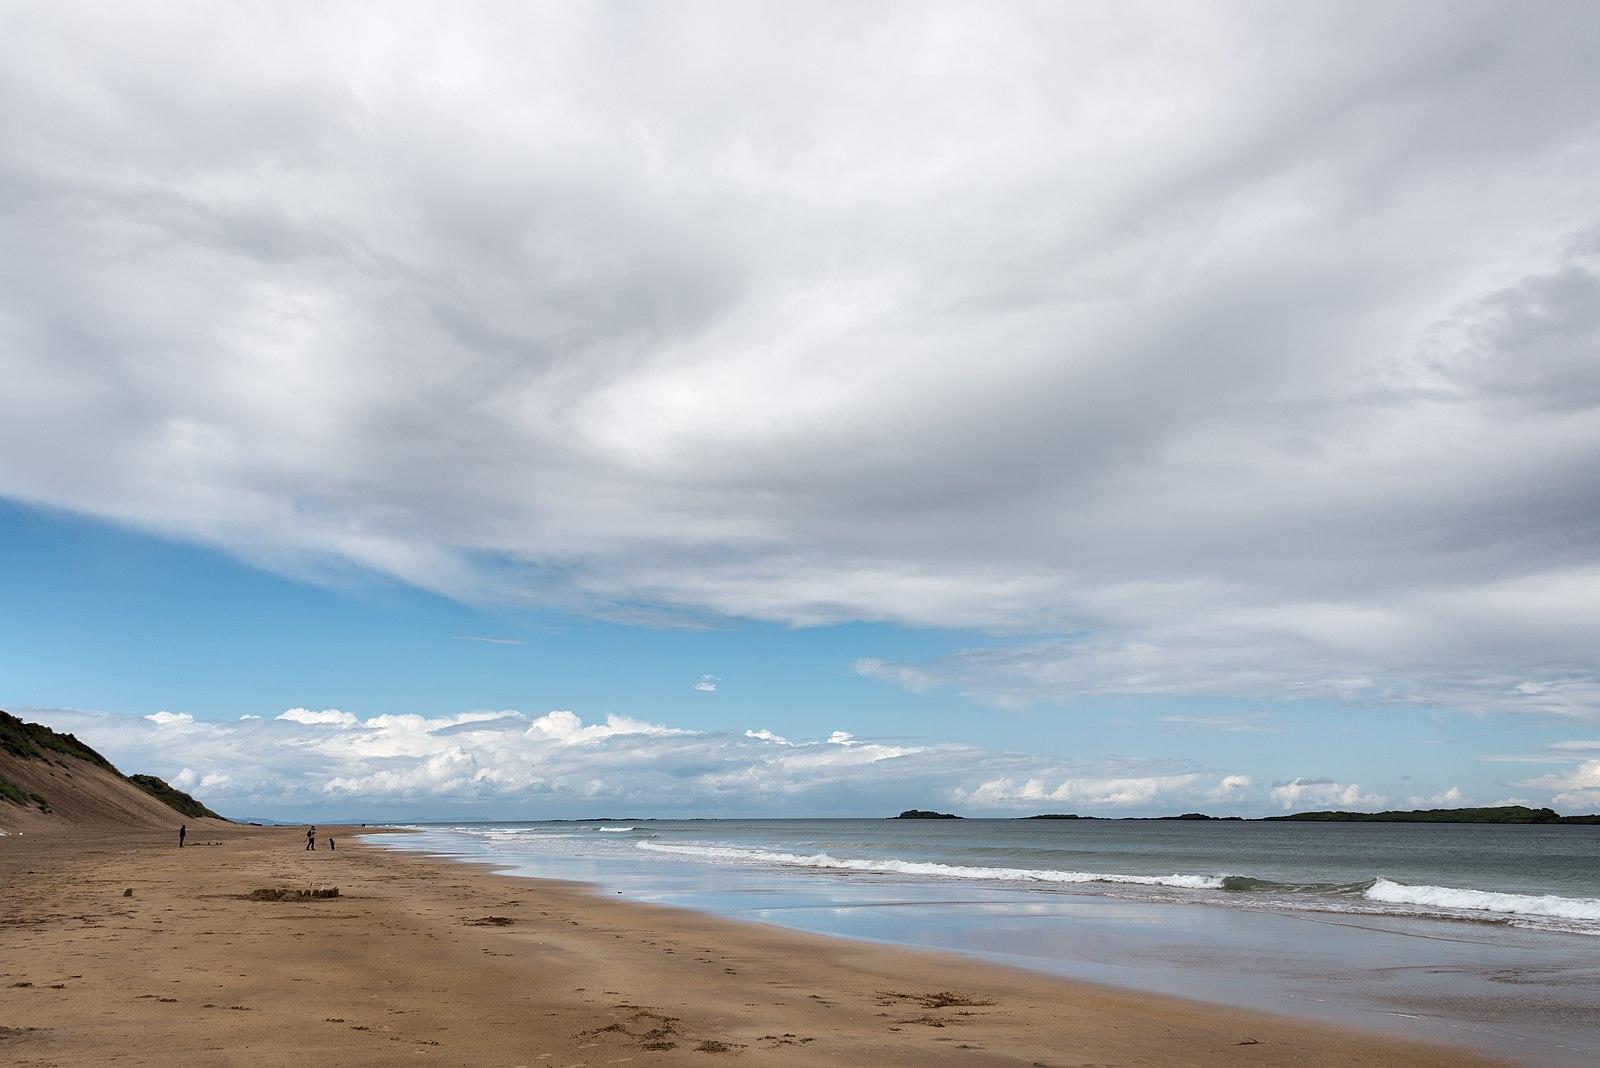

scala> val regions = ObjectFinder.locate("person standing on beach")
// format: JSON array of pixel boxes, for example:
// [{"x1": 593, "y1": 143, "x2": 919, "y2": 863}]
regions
[
  {"x1": 178, "y1": 824, "x2": 186, "y2": 848},
  {"x1": 306, "y1": 825, "x2": 316, "y2": 850}
]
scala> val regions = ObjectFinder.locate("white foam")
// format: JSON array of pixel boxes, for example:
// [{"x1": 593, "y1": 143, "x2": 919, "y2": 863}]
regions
[
  {"x1": 635, "y1": 840, "x2": 1223, "y2": 889},
  {"x1": 1365, "y1": 878, "x2": 1600, "y2": 921},
  {"x1": 451, "y1": 826, "x2": 570, "y2": 842},
  {"x1": 596, "y1": 826, "x2": 635, "y2": 832}
]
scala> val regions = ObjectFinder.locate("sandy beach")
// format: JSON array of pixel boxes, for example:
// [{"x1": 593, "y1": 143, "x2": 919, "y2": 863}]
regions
[{"x1": 1, "y1": 825, "x2": 1505, "y2": 1067}]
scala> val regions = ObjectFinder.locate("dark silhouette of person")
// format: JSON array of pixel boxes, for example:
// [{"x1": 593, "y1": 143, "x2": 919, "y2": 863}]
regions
[
  {"x1": 178, "y1": 824, "x2": 186, "y2": 848},
  {"x1": 328, "y1": 836, "x2": 335, "y2": 851},
  {"x1": 306, "y1": 825, "x2": 316, "y2": 850}
]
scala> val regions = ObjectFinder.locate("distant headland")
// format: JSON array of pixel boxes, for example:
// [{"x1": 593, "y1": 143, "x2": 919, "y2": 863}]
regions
[
  {"x1": 890, "y1": 805, "x2": 1600, "y2": 824},
  {"x1": 1263, "y1": 805, "x2": 1600, "y2": 825}
]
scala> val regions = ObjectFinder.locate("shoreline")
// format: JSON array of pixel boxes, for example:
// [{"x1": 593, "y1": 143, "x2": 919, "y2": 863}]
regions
[
  {"x1": 379, "y1": 824, "x2": 1600, "y2": 1064},
  {"x1": 2, "y1": 824, "x2": 1510, "y2": 1066}
]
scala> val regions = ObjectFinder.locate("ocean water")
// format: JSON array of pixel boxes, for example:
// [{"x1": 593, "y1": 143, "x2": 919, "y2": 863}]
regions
[{"x1": 371, "y1": 818, "x2": 1600, "y2": 1065}]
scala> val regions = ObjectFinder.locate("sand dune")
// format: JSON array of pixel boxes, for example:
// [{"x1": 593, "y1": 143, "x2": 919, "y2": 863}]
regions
[{"x1": 1, "y1": 711, "x2": 226, "y2": 836}]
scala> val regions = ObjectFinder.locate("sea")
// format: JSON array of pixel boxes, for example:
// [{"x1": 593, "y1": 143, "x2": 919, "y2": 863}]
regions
[{"x1": 370, "y1": 818, "x2": 1600, "y2": 1065}]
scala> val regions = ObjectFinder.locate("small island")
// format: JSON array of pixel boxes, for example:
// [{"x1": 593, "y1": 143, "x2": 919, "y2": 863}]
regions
[
  {"x1": 892, "y1": 809, "x2": 963, "y2": 819},
  {"x1": 1153, "y1": 812, "x2": 1243, "y2": 821},
  {"x1": 1025, "y1": 813, "x2": 1100, "y2": 820}
]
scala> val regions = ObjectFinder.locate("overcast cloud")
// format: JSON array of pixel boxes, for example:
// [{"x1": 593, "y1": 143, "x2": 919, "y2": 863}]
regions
[{"x1": 2, "y1": 2, "x2": 1598, "y2": 717}]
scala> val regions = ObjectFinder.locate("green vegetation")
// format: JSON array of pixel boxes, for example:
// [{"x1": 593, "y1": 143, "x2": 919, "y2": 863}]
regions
[
  {"x1": 892, "y1": 809, "x2": 963, "y2": 819},
  {"x1": 0, "y1": 773, "x2": 52, "y2": 813},
  {"x1": 128, "y1": 774, "x2": 227, "y2": 820},
  {"x1": 1265, "y1": 805, "x2": 1600, "y2": 824},
  {"x1": 0, "y1": 772, "x2": 31, "y2": 807},
  {"x1": 0, "y1": 709, "x2": 116, "y2": 770}
]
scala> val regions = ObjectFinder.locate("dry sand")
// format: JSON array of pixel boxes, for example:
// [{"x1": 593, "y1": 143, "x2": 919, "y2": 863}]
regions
[{"x1": 0, "y1": 824, "x2": 1506, "y2": 1066}]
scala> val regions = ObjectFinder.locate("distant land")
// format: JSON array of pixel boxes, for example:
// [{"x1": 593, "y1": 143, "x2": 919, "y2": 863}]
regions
[
  {"x1": 1025, "y1": 812, "x2": 1243, "y2": 822},
  {"x1": 1263, "y1": 805, "x2": 1600, "y2": 825},
  {"x1": 895, "y1": 805, "x2": 1600, "y2": 824}
]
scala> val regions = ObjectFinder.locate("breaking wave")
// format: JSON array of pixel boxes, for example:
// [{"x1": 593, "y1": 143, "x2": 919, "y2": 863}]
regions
[
  {"x1": 1364, "y1": 877, "x2": 1600, "y2": 921},
  {"x1": 635, "y1": 840, "x2": 1223, "y2": 889},
  {"x1": 633, "y1": 842, "x2": 1600, "y2": 929}
]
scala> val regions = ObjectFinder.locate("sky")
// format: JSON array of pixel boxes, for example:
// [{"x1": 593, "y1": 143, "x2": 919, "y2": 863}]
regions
[{"x1": 2, "y1": 1, "x2": 1597, "y2": 820}]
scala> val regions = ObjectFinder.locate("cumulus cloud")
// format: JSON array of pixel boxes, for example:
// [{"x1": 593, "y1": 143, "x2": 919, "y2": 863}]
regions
[
  {"x1": 22, "y1": 705, "x2": 1265, "y2": 819},
  {"x1": 955, "y1": 772, "x2": 1207, "y2": 809},
  {"x1": 1518, "y1": 761, "x2": 1600, "y2": 811},
  {"x1": 1268, "y1": 778, "x2": 1390, "y2": 811},
  {"x1": 744, "y1": 729, "x2": 791, "y2": 745},
  {"x1": 277, "y1": 708, "x2": 361, "y2": 728},
  {"x1": 1400, "y1": 786, "x2": 1464, "y2": 808},
  {"x1": 1, "y1": 4, "x2": 1597, "y2": 717},
  {"x1": 1214, "y1": 775, "x2": 1254, "y2": 797}
]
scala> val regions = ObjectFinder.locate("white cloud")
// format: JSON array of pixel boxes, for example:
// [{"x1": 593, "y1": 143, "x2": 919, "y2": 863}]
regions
[
  {"x1": 276, "y1": 708, "x2": 360, "y2": 727},
  {"x1": 1268, "y1": 778, "x2": 1390, "y2": 811},
  {"x1": 1405, "y1": 786, "x2": 1463, "y2": 807},
  {"x1": 1481, "y1": 739, "x2": 1600, "y2": 764},
  {"x1": 24, "y1": 704, "x2": 1600, "y2": 818},
  {"x1": 0, "y1": 5, "x2": 1596, "y2": 718},
  {"x1": 24, "y1": 705, "x2": 1257, "y2": 819},
  {"x1": 1518, "y1": 761, "x2": 1600, "y2": 812},
  {"x1": 693, "y1": 675, "x2": 718, "y2": 693},
  {"x1": 956, "y1": 773, "x2": 1204, "y2": 809},
  {"x1": 1162, "y1": 713, "x2": 1276, "y2": 733},
  {"x1": 1213, "y1": 774, "x2": 1254, "y2": 798},
  {"x1": 144, "y1": 711, "x2": 194, "y2": 726}
]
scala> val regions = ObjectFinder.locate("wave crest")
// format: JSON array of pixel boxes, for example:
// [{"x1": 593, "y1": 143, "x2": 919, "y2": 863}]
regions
[
  {"x1": 1364, "y1": 878, "x2": 1600, "y2": 921},
  {"x1": 635, "y1": 841, "x2": 1224, "y2": 889}
]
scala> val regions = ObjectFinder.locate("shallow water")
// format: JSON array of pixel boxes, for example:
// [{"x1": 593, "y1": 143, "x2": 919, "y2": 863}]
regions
[{"x1": 371, "y1": 819, "x2": 1600, "y2": 1065}]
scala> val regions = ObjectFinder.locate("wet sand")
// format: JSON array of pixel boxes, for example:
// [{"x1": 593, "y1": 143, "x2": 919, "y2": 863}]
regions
[{"x1": 0, "y1": 825, "x2": 1506, "y2": 1066}]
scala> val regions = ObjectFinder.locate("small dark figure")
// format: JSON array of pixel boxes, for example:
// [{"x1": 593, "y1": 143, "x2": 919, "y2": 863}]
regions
[
  {"x1": 306, "y1": 825, "x2": 317, "y2": 851},
  {"x1": 328, "y1": 836, "x2": 335, "y2": 851},
  {"x1": 178, "y1": 824, "x2": 186, "y2": 848}
]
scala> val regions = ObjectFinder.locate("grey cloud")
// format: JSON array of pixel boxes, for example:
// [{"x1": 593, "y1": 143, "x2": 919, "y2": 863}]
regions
[
  {"x1": 1417, "y1": 243, "x2": 1600, "y2": 413},
  {"x1": 857, "y1": 622, "x2": 1600, "y2": 718},
  {"x1": 2, "y1": 3, "x2": 1598, "y2": 713}
]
